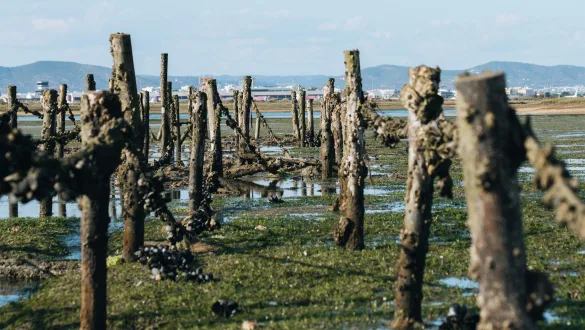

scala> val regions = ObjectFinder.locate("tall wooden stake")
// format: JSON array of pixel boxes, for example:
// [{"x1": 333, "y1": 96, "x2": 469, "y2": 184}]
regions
[
  {"x1": 333, "y1": 50, "x2": 367, "y2": 250},
  {"x1": 79, "y1": 91, "x2": 124, "y2": 330},
  {"x1": 188, "y1": 91, "x2": 207, "y2": 211},
  {"x1": 110, "y1": 33, "x2": 145, "y2": 262},
  {"x1": 57, "y1": 84, "x2": 68, "y2": 217},
  {"x1": 207, "y1": 79, "x2": 223, "y2": 190},
  {"x1": 291, "y1": 91, "x2": 299, "y2": 139},
  {"x1": 308, "y1": 99, "x2": 314, "y2": 145},
  {"x1": 299, "y1": 90, "x2": 306, "y2": 147},
  {"x1": 7, "y1": 85, "x2": 18, "y2": 218},
  {"x1": 140, "y1": 91, "x2": 150, "y2": 159},
  {"x1": 456, "y1": 72, "x2": 536, "y2": 329},
  {"x1": 320, "y1": 79, "x2": 335, "y2": 179},
  {"x1": 393, "y1": 66, "x2": 446, "y2": 328},
  {"x1": 160, "y1": 53, "x2": 171, "y2": 161},
  {"x1": 240, "y1": 76, "x2": 252, "y2": 161},
  {"x1": 39, "y1": 89, "x2": 57, "y2": 217},
  {"x1": 174, "y1": 94, "x2": 181, "y2": 164}
]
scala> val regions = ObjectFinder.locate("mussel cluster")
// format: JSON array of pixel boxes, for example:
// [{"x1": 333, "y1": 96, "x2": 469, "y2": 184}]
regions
[
  {"x1": 212, "y1": 299, "x2": 238, "y2": 318},
  {"x1": 134, "y1": 245, "x2": 214, "y2": 283},
  {"x1": 439, "y1": 303, "x2": 479, "y2": 330}
]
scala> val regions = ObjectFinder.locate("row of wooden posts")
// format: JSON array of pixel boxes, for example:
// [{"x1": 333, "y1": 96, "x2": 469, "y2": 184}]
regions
[{"x1": 5, "y1": 34, "x2": 584, "y2": 329}]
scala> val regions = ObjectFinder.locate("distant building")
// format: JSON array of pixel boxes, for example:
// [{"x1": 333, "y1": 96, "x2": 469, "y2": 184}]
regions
[{"x1": 36, "y1": 81, "x2": 49, "y2": 95}]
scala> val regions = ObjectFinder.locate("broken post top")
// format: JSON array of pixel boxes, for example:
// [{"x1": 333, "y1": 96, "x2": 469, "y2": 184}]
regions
[
  {"x1": 42, "y1": 89, "x2": 58, "y2": 104},
  {"x1": 343, "y1": 50, "x2": 364, "y2": 104},
  {"x1": 455, "y1": 71, "x2": 508, "y2": 121},
  {"x1": 86, "y1": 74, "x2": 96, "y2": 92},
  {"x1": 400, "y1": 65, "x2": 443, "y2": 124},
  {"x1": 7, "y1": 86, "x2": 16, "y2": 103},
  {"x1": 300, "y1": 90, "x2": 306, "y2": 97}
]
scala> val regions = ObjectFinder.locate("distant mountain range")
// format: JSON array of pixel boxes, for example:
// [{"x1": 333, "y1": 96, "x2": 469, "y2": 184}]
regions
[{"x1": 1, "y1": 61, "x2": 585, "y2": 93}]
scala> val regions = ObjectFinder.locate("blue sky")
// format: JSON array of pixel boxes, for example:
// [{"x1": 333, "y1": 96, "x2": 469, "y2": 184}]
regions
[{"x1": 1, "y1": 0, "x2": 585, "y2": 75}]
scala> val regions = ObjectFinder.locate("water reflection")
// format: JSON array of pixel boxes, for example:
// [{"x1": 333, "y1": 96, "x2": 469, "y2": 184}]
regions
[{"x1": 0, "y1": 280, "x2": 40, "y2": 308}]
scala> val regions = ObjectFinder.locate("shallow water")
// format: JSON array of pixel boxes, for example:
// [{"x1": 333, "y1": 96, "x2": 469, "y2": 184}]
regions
[
  {"x1": 0, "y1": 280, "x2": 40, "y2": 308},
  {"x1": 438, "y1": 277, "x2": 479, "y2": 290}
]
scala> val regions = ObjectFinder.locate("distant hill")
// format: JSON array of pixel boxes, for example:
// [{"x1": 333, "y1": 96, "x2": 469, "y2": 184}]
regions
[{"x1": 1, "y1": 60, "x2": 584, "y2": 93}]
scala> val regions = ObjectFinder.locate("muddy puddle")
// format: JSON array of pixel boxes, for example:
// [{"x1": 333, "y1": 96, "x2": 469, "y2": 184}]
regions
[{"x1": 0, "y1": 280, "x2": 40, "y2": 308}]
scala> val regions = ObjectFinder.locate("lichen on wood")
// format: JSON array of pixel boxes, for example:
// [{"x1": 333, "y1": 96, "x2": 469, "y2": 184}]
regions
[
  {"x1": 291, "y1": 91, "x2": 300, "y2": 139},
  {"x1": 320, "y1": 79, "x2": 336, "y2": 179},
  {"x1": 39, "y1": 89, "x2": 58, "y2": 218}
]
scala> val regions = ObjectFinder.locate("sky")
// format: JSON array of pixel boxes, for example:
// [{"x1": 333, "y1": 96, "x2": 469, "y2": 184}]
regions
[{"x1": 1, "y1": 0, "x2": 585, "y2": 76}]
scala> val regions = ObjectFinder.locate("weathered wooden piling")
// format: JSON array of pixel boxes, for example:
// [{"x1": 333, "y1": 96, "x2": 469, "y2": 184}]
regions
[
  {"x1": 299, "y1": 90, "x2": 306, "y2": 147},
  {"x1": 167, "y1": 81, "x2": 174, "y2": 160},
  {"x1": 188, "y1": 86, "x2": 194, "y2": 118},
  {"x1": 7, "y1": 85, "x2": 18, "y2": 217},
  {"x1": 240, "y1": 76, "x2": 252, "y2": 160},
  {"x1": 291, "y1": 91, "x2": 299, "y2": 139},
  {"x1": 174, "y1": 94, "x2": 181, "y2": 164},
  {"x1": 110, "y1": 33, "x2": 145, "y2": 262},
  {"x1": 393, "y1": 66, "x2": 446, "y2": 328},
  {"x1": 456, "y1": 71, "x2": 535, "y2": 329},
  {"x1": 160, "y1": 53, "x2": 172, "y2": 161},
  {"x1": 57, "y1": 84, "x2": 68, "y2": 217},
  {"x1": 254, "y1": 115, "x2": 261, "y2": 139},
  {"x1": 79, "y1": 91, "x2": 125, "y2": 330},
  {"x1": 86, "y1": 74, "x2": 96, "y2": 91},
  {"x1": 332, "y1": 95, "x2": 343, "y2": 166},
  {"x1": 320, "y1": 78, "x2": 336, "y2": 179},
  {"x1": 207, "y1": 79, "x2": 223, "y2": 189},
  {"x1": 39, "y1": 89, "x2": 58, "y2": 217},
  {"x1": 333, "y1": 50, "x2": 367, "y2": 250},
  {"x1": 233, "y1": 90, "x2": 240, "y2": 147},
  {"x1": 189, "y1": 91, "x2": 207, "y2": 211},
  {"x1": 308, "y1": 99, "x2": 314, "y2": 145},
  {"x1": 140, "y1": 91, "x2": 150, "y2": 159}
]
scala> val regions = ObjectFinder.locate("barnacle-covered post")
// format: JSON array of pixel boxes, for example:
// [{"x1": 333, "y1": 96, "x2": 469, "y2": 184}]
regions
[
  {"x1": 239, "y1": 76, "x2": 252, "y2": 160},
  {"x1": 333, "y1": 50, "x2": 367, "y2": 250},
  {"x1": 187, "y1": 86, "x2": 194, "y2": 118},
  {"x1": 307, "y1": 99, "x2": 314, "y2": 145},
  {"x1": 110, "y1": 33, "x2": 145, "y2": 262},
  {"x1": 299, "y1": 90, "x2": 306, "y2": 147},
  {"x1": 207, "y1": 79, "x2": 223, "y2": 190},
  {"x1": 140, "y1": 91, "x2": 150, "y2": 158},
  {"x1": 173, "y1": 94, "x2": 181, "y2": 164},
  {"x1": 86, "y1": 74, "x2": 96, "y2": 91},
  {"x1": 254, "y1": 114, "x2": 261, "y2": 139},
  {"x1": 7, "y1": 85, "x2": 18, "y2": 217},
  {"x1": 57, "y1": 84, "x2": 68, "y2": 217},
  {"x1": 291, "y1": 91, "x2": 299, "y2": 139},
  {"x1": 320, "y1": 78, "x2": 335, "y2": 179},
  {"x1": 167, "y1": 82, "x2": 174, "y2": 160},
  {"x1": 78, "y1": 91, "x2": 125, "y2": 330},
  {"x1": 233, "y1": 90, "x2": 240, "y2": 146},
  {"x1": 456, "y1": 72, "x2": 535, "y2": 329},
  {"x1": 392, "y1": 66, "x2": 454, "y2": 328},
  {"x1": 39, "y1": 89, "x2": 58, "y2": 217},
  {"x1": 189, "y1": 91, "x2": 207, "y2": 211},
  {"x1": 332, "y1": 93, "x2": 344, "y2": 166},
  {"x1": 160, "y1": 53, "x2": 172, "y2": 161}
]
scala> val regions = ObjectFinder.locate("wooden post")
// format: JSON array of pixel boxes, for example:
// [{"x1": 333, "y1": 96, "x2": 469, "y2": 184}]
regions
[
  {"x1": 308, "y1": 99, "x2": 314, "y2": 146},
  {"x1": 57, "y1": 84, "x2": 68, "y2": 217},
  {"x1": 240, "y1": 76, "x2": 252, "y2": 160},
  {"x1": 299, "y1": 90, "x2": 306, "y2": 147},
  {"x1": 393, "y1": 66, "x2": 445, "y2": 328},
  {"x1": 86, "y1": 74, "x2": 96, "y2": 91},
  {"x1": 78, "y1": 91, "x2": 124, "y2": 330},
  {"x1": 39, "y1": 89, "x2": 58, "y2": 218},
  {"x1": 7, "y1": 85, "x2": 18, "y2": 218},
  {"x1": 174, "y1": 94, "x2": 181, "y2": 164},
  {"x1": 108, "y1": 78, "x2": 114, "y2": 92},
  {"x1": 160, "y1": 53, "x2": 171, "y2": 161},
  {"x1": 187, "y1": 86, "x2": 194, "y2": 118},
  {"x1": 320, "y1": 78, "x2": 335, "y2": 179},
  {"x1": 167, "y1": 81, "x2": 174, "y2": 160},
  {"x1": 140, "y1": 91, "x2": 150, "y2": 159},
  {"x1": 332, "y1": 94, "x2": 343, "y2": 166},
  {"x1": 188, "y1": 91, "x2": 207, "y2": 211},
  {"x1": 207, "y1": 79, "x2": 223, "y2": 189},
  {"x1": 254, "y1": 115, "x2": 261, "y2": 139},
  {"x1": 233, "y1": 90, "x2": 240, "y2": 149},
  {"x1": 456, "y1": 72, "x2": 535, "y2": 329},
  {"x1": 291, "y1": 91, "x2": 299, "y2": 139},
  {"x1": 110, "y1": 33, "x2": 145, "y2": 262},
  {"x1": 333, "y1": 50, "x2": 367, "y2": 250}
]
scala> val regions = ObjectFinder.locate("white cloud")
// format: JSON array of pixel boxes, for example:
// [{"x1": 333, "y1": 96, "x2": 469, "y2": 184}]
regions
[
  {"x1": 318, "y1": 23, "x2": 338, "y2": 31},
  {"x1": 495, "y1": 14, "x2": 522, "y2": 26},
  {"x1": 31, "y1": 18, "x2": 75, "y2": 32},
  {"x1": 344, "y1": 16, "x2": 366, "y2": 31}
]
